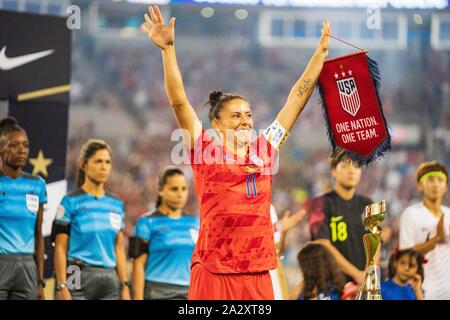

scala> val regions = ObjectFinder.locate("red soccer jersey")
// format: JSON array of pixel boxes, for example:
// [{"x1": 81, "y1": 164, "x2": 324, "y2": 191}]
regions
[{"x1": 189, "y1": 129, "x2": 278, "y2": 274}]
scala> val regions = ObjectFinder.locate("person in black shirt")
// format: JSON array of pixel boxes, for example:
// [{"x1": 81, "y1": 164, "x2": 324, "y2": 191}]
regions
[{"x1": 308, "y1": 152, "x2": 377, "y2": 285}]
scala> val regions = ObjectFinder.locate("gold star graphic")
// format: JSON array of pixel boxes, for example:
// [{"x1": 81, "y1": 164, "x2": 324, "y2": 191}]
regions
[{"x1": 29, "y1": 150, "x2": 53, "y2": 177}]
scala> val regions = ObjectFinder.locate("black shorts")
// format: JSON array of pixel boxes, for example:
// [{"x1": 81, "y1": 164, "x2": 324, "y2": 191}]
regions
[
  {"x1": 144, "y1": 280, "x2": 189, "y2": 300},
  {"x1": 0, "y1": 254, "x2": 38, "y2": 300},
  {"x1": 68, "y1": 266, "x2": 120, "y2": 300}
]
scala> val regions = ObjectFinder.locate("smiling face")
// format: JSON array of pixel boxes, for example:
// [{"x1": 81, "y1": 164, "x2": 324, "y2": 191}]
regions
[
  {"x1": 1, "y1": 130, "x2": 29, "y2": 169},
  {"x1": 211, "y1": 98, "x2": 254, "y2": 147}
]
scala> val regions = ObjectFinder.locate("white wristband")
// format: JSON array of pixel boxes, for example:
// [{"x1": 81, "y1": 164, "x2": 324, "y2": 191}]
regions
[{"x1": 263, "y1": 120, "x2": 288, "y2": 150}]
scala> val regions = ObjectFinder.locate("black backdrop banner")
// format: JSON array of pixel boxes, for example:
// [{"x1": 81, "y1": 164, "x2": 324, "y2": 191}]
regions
[
  {"x1": 0, "y1": 9, "x2": 71, "y2": 183},
  {"x1": 0, "y1": 10, "x2": 71, "y2": 103},
  {"x1": 1, "y1": 10, "x2": 71, "y2": 279}
]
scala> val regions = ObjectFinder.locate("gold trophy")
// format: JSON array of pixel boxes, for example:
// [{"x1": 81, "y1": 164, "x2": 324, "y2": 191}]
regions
[{"x1": 355, "y1": 200, "x2": 386, "y2": 300}]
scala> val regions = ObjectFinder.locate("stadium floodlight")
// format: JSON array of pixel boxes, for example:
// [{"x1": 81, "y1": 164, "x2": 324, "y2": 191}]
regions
[
  {"x1": 413, "y1": 13, "x2": 423, "y2": 25},
  {"x1": 201, "y1": 7, "x2": 215, "y2": 18},
  {"x1": 235, "y1": 9, "x2": 249, "y2": 20}
]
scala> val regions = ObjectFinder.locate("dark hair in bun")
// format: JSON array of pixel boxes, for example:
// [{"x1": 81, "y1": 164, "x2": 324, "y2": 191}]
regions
[
  {"x1": 205, "y1": 90, "x2": 247, "y2": 122},
  {"x1": 0, "y1": 116, "x2": 25, "y2": 136},
  {"x1": 209, "y1": 90, "x2": 223, "y2": 106},
  {"x1": 0, "y1": 116, "x2": 19, "y2": 130}
]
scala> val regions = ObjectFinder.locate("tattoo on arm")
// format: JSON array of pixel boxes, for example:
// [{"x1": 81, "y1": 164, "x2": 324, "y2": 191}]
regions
[{"x1": 297, "y1": 78, "x2": 312, "y2": 97}]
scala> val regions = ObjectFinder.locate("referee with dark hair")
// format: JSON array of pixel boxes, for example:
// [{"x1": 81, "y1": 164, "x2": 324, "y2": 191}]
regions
[
  {"x1": 0, "y1": 117, "x2": 47, "y2": 300},
  {"x1": 130, "y1": 167, "x2": 199, "y2": 300},
  {"x1": 52, "y1": 139, "x2": 130, "y2": 300}
]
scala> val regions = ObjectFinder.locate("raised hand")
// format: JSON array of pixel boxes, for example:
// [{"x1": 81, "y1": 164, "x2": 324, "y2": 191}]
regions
[
  {"x1": 280, "y1": 209, "x2": 306, "y2": 233},
  {"x1": 435, "y1": 214, "x2": 445, "y2": 243},
  {"x1": 141, "y1": 5, "x2": 175, "y2": 50},
  {"x1": 317, "y1": 21, "x2": 330, "y2": 56},
  {"x1": 410, "y1": 274, "x2": 424, "y2": 299},
  {"x1": 410, "y1": 274, "x2": 422, "y2": 291}
]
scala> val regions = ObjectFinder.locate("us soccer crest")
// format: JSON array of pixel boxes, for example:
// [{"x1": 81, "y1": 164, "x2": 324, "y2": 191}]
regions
[
  {"x1": 336, "y1": 72, "x2": 360, "y2": 117},
  {"x1": 318, "y1": 51, "x2": 391, "y2": 166}
]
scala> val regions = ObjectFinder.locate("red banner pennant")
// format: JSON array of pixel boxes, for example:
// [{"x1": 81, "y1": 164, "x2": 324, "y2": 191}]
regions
[{"x1": 318, "y1": 51, "x2": 391, "y2": 166}]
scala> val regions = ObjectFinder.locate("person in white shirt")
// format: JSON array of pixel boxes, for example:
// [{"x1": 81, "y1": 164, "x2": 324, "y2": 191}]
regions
[{"x1": 399, "y1": 161, "x2": 450, "y2": 300}]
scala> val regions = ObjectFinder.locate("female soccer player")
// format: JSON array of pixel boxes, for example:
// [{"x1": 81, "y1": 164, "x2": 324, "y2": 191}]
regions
[
  {"x1": 130, "y1": 167, "x2": 199, "y2": 299},
  {"x1": 141, "y1": 5, "x2": 330, "y2": 300},
  {"x1": 52, "y1": 139, "x2": 130, "y2": 300},
  {"x1": 0, "y1": 117, "x2": 46, "y2": 300}
]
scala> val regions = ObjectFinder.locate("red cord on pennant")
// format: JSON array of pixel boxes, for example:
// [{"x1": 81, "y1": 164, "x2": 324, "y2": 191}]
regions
[{"x1": 326, "y1": 33, "x2": 367, "y2": 53}]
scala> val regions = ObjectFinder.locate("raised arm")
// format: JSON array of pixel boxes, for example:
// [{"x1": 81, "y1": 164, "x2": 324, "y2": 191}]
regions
[
  {"x1": 275, "y1": 21, "x2": 330, "y2": 133},
  {"x1": 277, "y1": 209, "x2": 306, "y2": 256},
  {"x1": 412, "y1": 215, "x2": 445, "y2": 256},
  {"x1": 142, "y1": 5, "x2": 200, "y2": 148}
]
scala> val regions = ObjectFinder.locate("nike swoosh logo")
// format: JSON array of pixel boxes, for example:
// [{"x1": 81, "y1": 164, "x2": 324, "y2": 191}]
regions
[{"x1": 0, "y1": 46, "x2": 54, "y2": 71}]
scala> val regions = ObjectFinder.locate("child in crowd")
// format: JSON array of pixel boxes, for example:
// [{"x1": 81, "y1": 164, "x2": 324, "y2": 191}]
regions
[
  {"x1": 381, "y1": 248, "x2": 424, "y2": 300},
  {"x1": 292, "y1": 242, "x2": 349, "y2": 300}
]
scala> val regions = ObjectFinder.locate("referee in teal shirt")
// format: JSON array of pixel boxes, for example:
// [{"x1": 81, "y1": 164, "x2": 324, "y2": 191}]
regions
[
  {"x1": 52, "y1": 139, "x2": 130, "y2": 300},
  {"x1": 0, "y1": 117, "x2": 47, "y2": 300}
]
